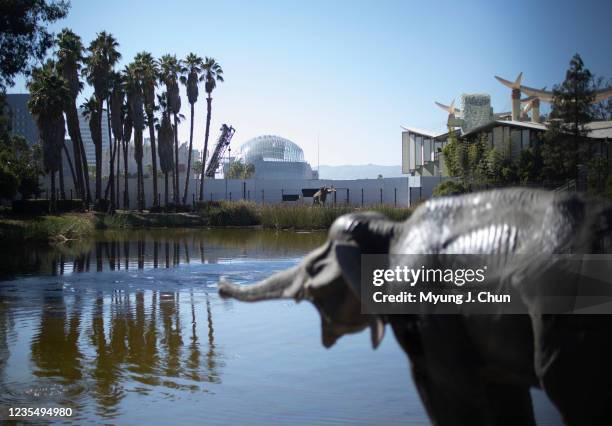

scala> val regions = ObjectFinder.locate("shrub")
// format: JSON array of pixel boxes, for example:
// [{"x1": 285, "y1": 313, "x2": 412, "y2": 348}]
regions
[
  {"x1": 12, "y1": 199, "x2": 50, "y2": 215},
  {"x1": 432, "y1": 180, "x2": 467, "y2": 197},
  {"x1": 57, "y1": 199, "x2": 85, "y2": 213},
  {"x1": 199, "y1": 200, "x2": 260, "y2": 226},
  {"x1": 368, "y1": 205, "x2": 413, "y2": 222}
]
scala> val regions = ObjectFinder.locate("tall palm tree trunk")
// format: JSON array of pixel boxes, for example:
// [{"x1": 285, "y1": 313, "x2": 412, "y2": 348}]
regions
[
  {"x1": 116, "y1": 137, "x2": 121, "y2": 208},
  {"x1": 62, "y1": 142, "x2": 78, "y2": 197},
  {"x1": 147, "y1": 114, "x2": 159, "y2": 207},
  {"x1": 171, "y1": 151, "x2": 176, "y2": 205},
  {"x1": 95, "y1": 137, "x2": 102, "y2": 202},
  {"x1": 199, "y1": 96, "x2": 213, "y2": 201},
  {"x1": 140, "y1": 162, "x2": 145, "y2": 210},
  {"x1": 109, "y1": 138, "x2": 116, "y2": 212},
  {"x1": 59, "y1": 155, "x2": 66, "y2": 200},
  {"x1": 137, "y1": 160, "x2": 143, "y2": 211},
  {"x1": 50, "y1": 171, "x2": 56, "y2": 212},
  {"x1": 165, "y1": 172, "x2": 169, "y2": 207},
  {"x1": 123, "y1": 139, "x2": 129, "y2": 209},
  {"x1": 66, "y1": 104, "x2": 85, "y2": 200},
  {"x1": 106, "y1": 99, "x2": 115, "y2": 210},
  {"x1": 79, "y1": 132, "x2": 92, "y2": 204},
  {"x1": 182, "y1": 103, "x2": 195, "y2": 205},
  {"x1": 103, "y1": 137, "x2": 118, "y2": 199},
  {"x1": 173, "y1": 114, "x2": 180, "y2": 205},
  {"x1": 95, "y1": 100, "x2": 103, "y2": 202}
]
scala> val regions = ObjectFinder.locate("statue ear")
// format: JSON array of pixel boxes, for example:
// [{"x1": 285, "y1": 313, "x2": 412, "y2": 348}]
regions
[
  {"x1": 334, "y1": 243, "x2": 362, "y2": 296},
  {"x1": 331, "y1": 213, "x2": 396, "y2": 296},
  {"x1": 335, "y1": 242, "x2": 386, "y2": 349}
]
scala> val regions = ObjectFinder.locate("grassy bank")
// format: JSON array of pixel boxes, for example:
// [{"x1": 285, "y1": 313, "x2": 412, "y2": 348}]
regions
[
  {"x1": 0, "y1": 201, "x2": 413, "y2": 243},
  {"x1": 0, "y1": 213, "x2": 96, "y2": 243},
  {"x1": 96, "y1": 201, "x2": 413, "y2": 230},
  {"x1": 197, "y1": 201, "x2": 413, "y2": 229}
]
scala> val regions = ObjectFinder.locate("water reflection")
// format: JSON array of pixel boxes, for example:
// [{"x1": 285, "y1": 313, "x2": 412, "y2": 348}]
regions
[
  {"x1": 0, "y1": 228, "x2": 325, "y2": 278},
  {"x1": 31, "y1": 292, "x2": 83, "y2": 382},
  {"x1": 0, "y1": 229, "x2": 325, "y2": 421},
  {"x1": 0, "y1": 285, "x2": 229, "y2": 420}
]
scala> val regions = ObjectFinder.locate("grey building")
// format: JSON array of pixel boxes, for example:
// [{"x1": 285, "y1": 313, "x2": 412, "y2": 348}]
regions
[
  {"x1": 5, "y1": 95, "x2": 110, "y2": 170},
  {"x1": 4, "y1": 94, "x2": 39, "y2": 145}
]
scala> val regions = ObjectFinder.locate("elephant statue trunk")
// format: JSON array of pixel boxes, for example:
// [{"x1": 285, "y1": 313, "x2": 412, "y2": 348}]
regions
[{"x1": 219, "y1": 266, "x2": 301, "y2": 301}]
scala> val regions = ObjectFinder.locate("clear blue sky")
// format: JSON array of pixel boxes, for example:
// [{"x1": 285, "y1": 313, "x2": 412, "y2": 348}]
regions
[{"x1": 8, "y1": 0, "x2": 612, "y2": 166}]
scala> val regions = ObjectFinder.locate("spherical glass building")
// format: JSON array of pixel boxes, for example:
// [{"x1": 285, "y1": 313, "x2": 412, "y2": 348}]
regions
[{"x1": 237, "y1": 135, "x2": 315, "y2": 179}]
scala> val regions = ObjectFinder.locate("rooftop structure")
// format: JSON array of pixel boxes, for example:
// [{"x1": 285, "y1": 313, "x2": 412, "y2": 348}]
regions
[
  {"x1": 241, "y1": 135, "x2": 305, "y2": 163},
  {"x1": 238, "y1": 135, "x2": 316, "y2": 180},
  {"x1": 403, "y1": 73, "x2": 612, "y2": 177},
  {"x1": 460, "y1": 94, "x2": 493, "y2": 132}
]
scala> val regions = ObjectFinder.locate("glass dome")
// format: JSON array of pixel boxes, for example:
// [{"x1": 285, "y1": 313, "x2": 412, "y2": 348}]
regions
[{"x1": 239, "y1": 135, "x2": 305, "y2": 163}]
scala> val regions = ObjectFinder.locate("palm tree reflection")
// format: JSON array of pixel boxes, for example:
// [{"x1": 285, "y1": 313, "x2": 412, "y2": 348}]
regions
[
  {"x1": 90, "y1": 291, "x2": 124, "y2": 415},
  {"x1": 0, "y1": 299, "x2": 13, "y2": 389},
  {"x1": 31, "y1": 292, "x2": 83, "y2": 382},
  {"x1": 205, "y1": 293, "x2": 220, "y2": 383},
  {"x1": 5, "y1": 228, "x2": 327, "y2": 415},
  {"x1": 84, "y1": 285, "x2": 225, "y2": 415}
]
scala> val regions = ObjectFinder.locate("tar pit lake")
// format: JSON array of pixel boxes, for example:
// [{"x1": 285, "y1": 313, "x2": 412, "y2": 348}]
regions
[{"x1": 0, "y1": 229, "x2": 562, "y2": 425}]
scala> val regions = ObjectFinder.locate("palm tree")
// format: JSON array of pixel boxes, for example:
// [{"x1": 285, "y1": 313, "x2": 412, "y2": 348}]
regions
[
  {"x1": 124, "y1": 63, "x2": 145, "y2": 210},
  {"x1": 227, "y1": 160, "x2": 255, "y2": 179},
  {"x1": 56, "y1": 28, "x2": 90, "y2": 203},
  {"x1": 83, "y1": 31, "x2": 121, "y2": 205},
  {"x1": 134, "y1": 52, "x2": 160, "y2": 207},
  {"x1": 158, "y1": 54, "x2": 182, "y2": 206},
  {"x1": 81, "y1": 96, "x2": 101, "y2": 196},
  {"x1": 157, "y1": 93, "x2": 174, "y2": 207},
  {"x1": 122, "y1": 93, "x2": 133, "y2": 209},
  {"x1": 198, "y1": 57, "x2": 224, "y2": 201},
  {"x1": 27, "y1": 61, "x2": 71, "y2": 210},
  {"x1": 180, "y1": 53, "x2": 203, "y2": 205},
  {"x1": 108, "y1": 71, "x2": 124, "y2": 212}
]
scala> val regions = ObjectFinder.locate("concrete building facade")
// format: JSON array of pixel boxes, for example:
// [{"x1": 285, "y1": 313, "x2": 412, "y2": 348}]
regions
[{"x1": 4, "y1": 94, "x2": 39, "y2": 145}]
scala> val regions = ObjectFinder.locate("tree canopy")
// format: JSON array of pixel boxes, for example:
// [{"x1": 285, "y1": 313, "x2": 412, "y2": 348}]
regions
[
  {"x1": 0, "y1": 0, "x2": 69, "y2": 90},
  {"x1": 226, "y1": 160, "x2": 255, "y2": 179}
]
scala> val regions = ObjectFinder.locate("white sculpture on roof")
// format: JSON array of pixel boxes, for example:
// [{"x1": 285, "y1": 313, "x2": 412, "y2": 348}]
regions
[
  {"x1": 435, "y1": 99, "x2": 461, "y2": 117},
  {"x1": 495, "y1": 72, "x2": 612, "y2": 123}
]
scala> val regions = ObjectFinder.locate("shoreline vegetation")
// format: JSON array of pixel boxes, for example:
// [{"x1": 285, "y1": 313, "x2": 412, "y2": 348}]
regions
[{"x1": 0, "y1": 201, "x2": 413, "y2": 244}]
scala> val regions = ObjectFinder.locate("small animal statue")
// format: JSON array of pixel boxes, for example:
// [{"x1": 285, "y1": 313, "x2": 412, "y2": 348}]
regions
[
  {"x1": 313, "y1": 186, "x2": 336, "y2": 205},
  {"x1": 220, "y1": 188, "x2": 612, "y2": 426}
]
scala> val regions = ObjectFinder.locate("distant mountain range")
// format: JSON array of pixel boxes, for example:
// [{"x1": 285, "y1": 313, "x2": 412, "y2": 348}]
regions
[{"x1": 317, "y1": 164, "x2": 403, "y2": 180}]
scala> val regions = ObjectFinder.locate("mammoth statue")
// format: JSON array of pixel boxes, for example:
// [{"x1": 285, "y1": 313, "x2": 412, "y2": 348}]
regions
[
  {"x1": 313, "y1": 186, "x2": 336, "y2": 205},
  {"x1": 219, "y1": 188, "x2": 612, "y2": 426}
]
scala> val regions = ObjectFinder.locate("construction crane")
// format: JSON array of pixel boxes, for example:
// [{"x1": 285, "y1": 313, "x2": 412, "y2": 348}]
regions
[{"x1": 205, "y1": 124, "x2": 235, "y2": 178}]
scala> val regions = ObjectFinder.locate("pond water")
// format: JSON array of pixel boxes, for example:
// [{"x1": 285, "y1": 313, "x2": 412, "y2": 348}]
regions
[{"x1": 0, "y1": 229, "x2": 562, "y2": 425}]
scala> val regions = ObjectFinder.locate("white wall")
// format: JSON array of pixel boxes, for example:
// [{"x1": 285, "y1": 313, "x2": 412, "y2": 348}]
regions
[{"x1": 41, "y1": 175, "x2": 446, "y2": 208}]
